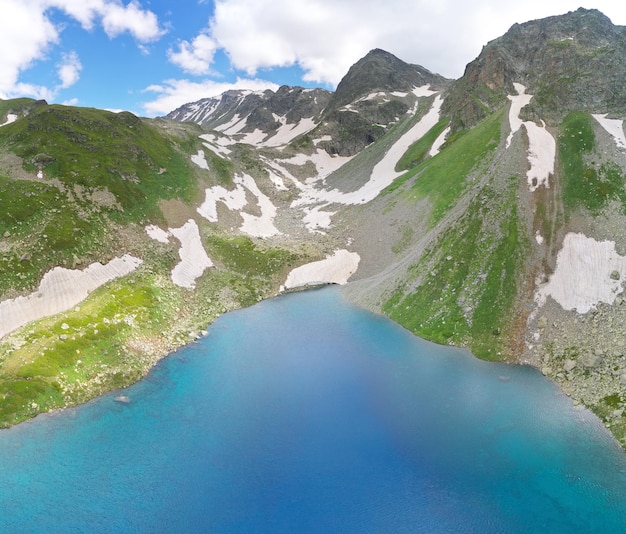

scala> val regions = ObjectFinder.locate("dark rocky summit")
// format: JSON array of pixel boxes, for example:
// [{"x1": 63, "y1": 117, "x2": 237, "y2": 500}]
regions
[{"x1": 443, "y1": 8, "x2": 626, "y2": 129}]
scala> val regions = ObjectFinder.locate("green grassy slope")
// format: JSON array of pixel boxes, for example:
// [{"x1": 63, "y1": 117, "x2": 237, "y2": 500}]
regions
[
  {"x1": 0, "y1": 103, "x2": 199, "y2": 222},
  {"x1": 559, "y1": 111, "x2": 626, "y2": 215},
  {"x1": 382, "y1": 109, "x2": 528, "y2": 360}
]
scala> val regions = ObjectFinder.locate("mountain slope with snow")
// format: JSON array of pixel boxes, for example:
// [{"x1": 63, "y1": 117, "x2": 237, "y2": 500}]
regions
[{"x1": 1, "y1": 11, "x2": 626, "y2": 448}]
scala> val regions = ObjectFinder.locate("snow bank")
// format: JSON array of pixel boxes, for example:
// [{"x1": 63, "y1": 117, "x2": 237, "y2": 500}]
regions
[
  {"x1": 169, "y1": 219, "x2": 213, "y2": 289},
  {"x1": 535, "y1": 232, "x2": 626, "y2": 313},
  {"x1": 0, "y1": 255, "x2": 142, "y2": 339},
  {"x1": 592, "y1": 114, "x2": 626, "y2": 150},
  {"x1": 283, "y1": 250, "x2": 360, "y2": 289}
]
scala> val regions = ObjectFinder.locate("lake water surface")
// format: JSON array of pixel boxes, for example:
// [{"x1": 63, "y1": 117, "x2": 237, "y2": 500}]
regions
[{"x1": 1, "y1": 288, "x2": 625, "y2": 532}]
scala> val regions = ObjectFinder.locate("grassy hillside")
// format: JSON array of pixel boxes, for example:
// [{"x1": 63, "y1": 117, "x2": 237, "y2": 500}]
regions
[
  {"x1": 0, "y1": 103, "x2": 199, "y2": 222},
  {"x1": 385, "y1": 108, "x2": 504, "y2": 225},
  {"x1": 559, "y1": 111, "x2": 626, "y2": 214}
]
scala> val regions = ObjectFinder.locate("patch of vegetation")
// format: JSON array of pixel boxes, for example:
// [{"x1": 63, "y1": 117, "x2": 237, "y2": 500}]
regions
[
  {"x1": 590, "y1": 394, "x2": 626, "y2": 447},
  {"x1": 395, "y1": 118, "x2": 450, "y2": 171},
  {"x1": 391, "y1": 225, "x2": 414, "y2": 254},
  {"x1": 383, "y1": 183, "x2": 527, "y2": 360},
  {"x1": 0, "y1": 176, "x2": 113, "y2": 295},
  {"x1": 0, "y1": 98, "x2": 37, "y2": 120},
  {"x1": 205, "y1": 150, "x2": 234, "y2": 184},
  {"x1": 559, "y1": 111, "x2": 626, "y2": 214},
  {"x1": 208, "y1": 234, "x2": 300, "y2": 279},
  {"x1": 290, "y1": 134, "x2": 314, "y2": 151},
  {"x1": 385, "y1": 109, "x2": 502, "y2": 225},
  {"x1": 0, "y1": 104, "x2": 197, "y2": 222},
  {"x1": 0, "y1": 271, "x2": 179, "y2": 426}
]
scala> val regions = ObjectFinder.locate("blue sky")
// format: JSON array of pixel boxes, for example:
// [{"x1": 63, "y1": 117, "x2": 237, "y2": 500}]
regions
[{"x1": 1, "y1": 0, "x2": 625, "y2": 117}]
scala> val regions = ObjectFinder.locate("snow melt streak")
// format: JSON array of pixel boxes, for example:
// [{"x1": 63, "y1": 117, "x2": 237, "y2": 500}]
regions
[{"x1": 507, "y1": 84, "x2": 555, "y2": 191}]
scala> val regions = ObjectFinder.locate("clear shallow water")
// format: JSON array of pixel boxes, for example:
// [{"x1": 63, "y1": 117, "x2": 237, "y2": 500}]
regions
[{"x1": 1, "y1": 288, "x2": 626, "y2": 532}]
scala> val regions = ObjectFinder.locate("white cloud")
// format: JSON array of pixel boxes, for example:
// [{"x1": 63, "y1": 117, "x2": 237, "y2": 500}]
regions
[
  {"x1": 0, "y1": 0, "x2": 58, "y2": 98},
  {"x1": 141, "y1": 77, "x2": 279, "y2": 116},
  {"x1": 9, "y1": 82, "x2": 57, "y2": 102},
  {"x1": 168, "y1": 33, "x2": 217, "y2": 75},
  {"x1": 99, "y1": 0, "x2": 165, "y2": 41},
  {"x1": 203, "y1": 0, "x2": 626, "y2": 84},
  {"x1": 43, "y1": 0, "x2": 164, "y2": 41},
  {"x1": 58, "y1": 51, "x2": 82, "y2": 89},
  {"x1": 0, "y1": 0, "x2": 163, "y2": 100}
]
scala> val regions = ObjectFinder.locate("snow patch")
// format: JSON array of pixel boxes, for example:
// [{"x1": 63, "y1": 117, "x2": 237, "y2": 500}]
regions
[
  {"x1": 506, "y1": 84, "x2": 555, "y2": 191},
  {"x1": 0, "y1": 114, "x2": 17, "y2": 127},
  {"x1": 197, "y1": 174, "x2": 281, "y2": 238},
  {"x1": 198, "y1": 133, "x2": 232, "y2": 157},
  {"x1": 429, "y1": 126, "x2": 450, "y2": 157},
  {"x1": 412, "y1": 85, "x2": 437, "y2": 97},
  {"x1": 302, "y1": 205, "x2": 336, "y2": 233},
  {"x1": 506, "y1": 83, "x2": 533, "y2": 148},
  {"x1": 262, "y1": 117, "x2": 316, "y2": 147},
  {"x1": 169, "y1": 219, "x2": 213, "y2": 289},
  {"x1": 534, "y1": 232, "x2": 626, "y2": 314},
  {"x1": 218, "y1": 114, "x2": 247, "y2": 135},
  {"x1": 197, "y1": 183, "x2": 247, "y2": 222},
  {"x1": 265, "y1": 167, "x2": 288, "y2": 191},
  {"x1": 0, "y1": 255, "x2": 142, "y2": 339},
  {"x1": 191, "y1": 150, "x2": 209, "y2": 170},
  {"x1": 355, "y1": 94, "x2": 442, "y2": 203},
  {"x1": 592, "y1": 114, "x2": 626, "y2": 150},
  {"x1": 145, "y1": 225, "x2": 170, "y2": 243},
  {"x1": 283, "y1": 250, "x2": 360, "y2": 289},
  {"x1": 525, "y1": 120, "x2": 555, "y2": 192},
  {"x1": 534, "y1": 231, "x2": 544, "y2": 245},
  {"x1": 234, "y1": 174, "x2": 281, "y2": 238}
]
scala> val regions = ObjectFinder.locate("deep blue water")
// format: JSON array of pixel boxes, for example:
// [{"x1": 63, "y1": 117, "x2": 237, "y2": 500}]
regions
[{"x1": 1, "y1": 288, "x2": 626, "y2": 532}]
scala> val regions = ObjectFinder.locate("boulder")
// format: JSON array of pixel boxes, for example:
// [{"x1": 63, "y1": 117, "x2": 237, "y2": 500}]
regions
[{"x1": 563, "y1": 359, "x2": 577, "y2": 372}]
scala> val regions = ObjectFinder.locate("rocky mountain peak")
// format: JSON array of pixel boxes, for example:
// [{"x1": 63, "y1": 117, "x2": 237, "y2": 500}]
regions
[
  {"x1": 327, "y1": 48, "x2": 448, "y2": 112},
  {"x1": 443, "y1": 8, "x2": 626, "y2": 129}
]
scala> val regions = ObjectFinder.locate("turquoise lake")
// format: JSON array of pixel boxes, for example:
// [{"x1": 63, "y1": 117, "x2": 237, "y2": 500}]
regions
[{"x1": 1, "y1": 287, "x2": 625, "y2": 532}]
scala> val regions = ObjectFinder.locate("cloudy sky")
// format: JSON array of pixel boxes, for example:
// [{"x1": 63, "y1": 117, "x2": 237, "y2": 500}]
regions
[{"x1": 1, "y1": 0, "x2": 625, "y2": 117}]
